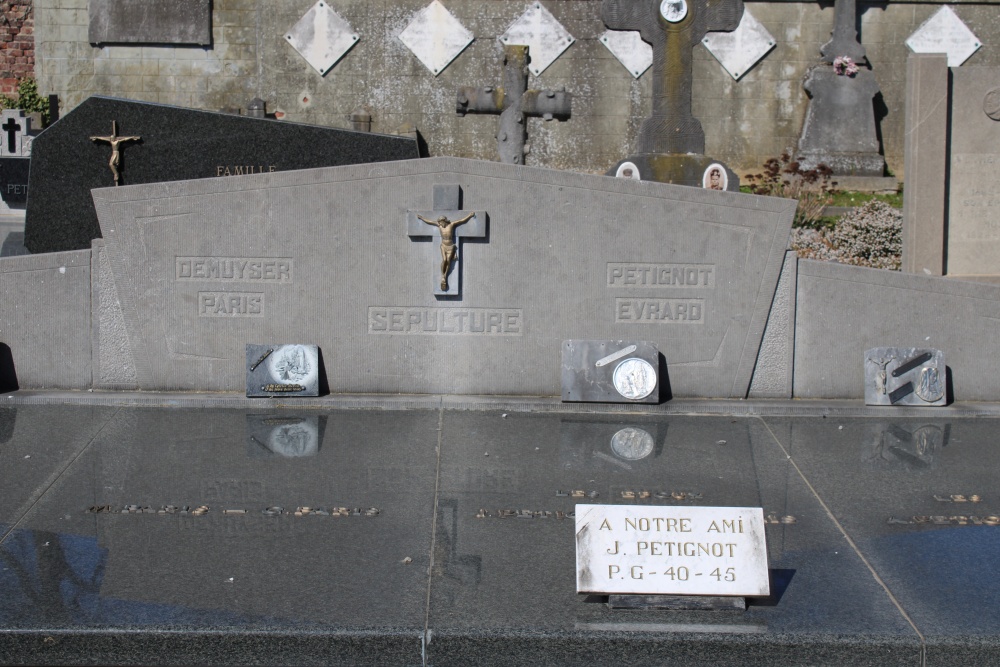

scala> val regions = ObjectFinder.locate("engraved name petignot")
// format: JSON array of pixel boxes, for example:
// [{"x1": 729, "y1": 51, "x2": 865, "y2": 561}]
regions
[
  {"x1": 615, "y1": 298, "x2": 705, "y2": 323},
  {"x1": 608, "y1": 263, "x2": 715, "y2": 287},
  {"x1": 199, "y1": 292, "x2": 264, "y2": 317},
  {"x1": 177, "y1": 257, "x2": 293, "y2": 282},
  {"x1": 369, "y1": 307, "x2": 523, "y2": 335}
]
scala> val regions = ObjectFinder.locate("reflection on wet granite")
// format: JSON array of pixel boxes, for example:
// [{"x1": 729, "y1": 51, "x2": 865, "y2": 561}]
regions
[
  {"x1": 427, "y1": 412, "x2": 920, "y2": 666},
  {"x1": 763, "y1": 416, "x2": 1000, "y2": 659}
]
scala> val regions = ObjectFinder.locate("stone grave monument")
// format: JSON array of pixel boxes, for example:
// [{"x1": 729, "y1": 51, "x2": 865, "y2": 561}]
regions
[
  {"x1": 602, "y1": 0, "x2": 743, "y2": 190},
  {"x1": 23, "y1": 96, "x2": 420, "y2": 254},
  {"x1": 902, "y1": 56, "x2": 1000, "y2": 281},
  {"x1": 795, "y1": 0, "x2": 886, "y2": 178}
]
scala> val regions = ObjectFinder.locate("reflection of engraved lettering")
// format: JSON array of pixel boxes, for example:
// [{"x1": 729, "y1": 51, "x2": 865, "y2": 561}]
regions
[
  {"x1": 177, "y1": 257, "x2": 293, "y2": 282},
  {"x1": 615, "y1": 298, "x2": 705, "y2": 323},
  {"x1": 198, "y1": 292, "x2": 264, "y2": 317},
  {"x1": 608, "y1": 263, "x2": 715, "y2": 287},
  {"x1": 368, "y1": 307, "x2": 523, "y2": 335}
]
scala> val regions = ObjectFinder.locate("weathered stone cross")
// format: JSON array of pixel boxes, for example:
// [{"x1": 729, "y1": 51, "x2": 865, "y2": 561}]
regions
[
  {"x1": 406, "y1": 184, "x2": 487, "y2": 297},
  {"x1": 456, "y1": 44, "x2": 572, "y2": 165},
  {"x1": 603, "y1": 0, "x2": 743, "y2": 155},
  {"x1": 820, "y1": 0, "x2": 866, "y2": 64}
]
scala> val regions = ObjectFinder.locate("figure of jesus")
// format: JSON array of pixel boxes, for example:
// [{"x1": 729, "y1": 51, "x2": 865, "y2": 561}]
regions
[
  {"x1": 90, "y1": 121, "x2": 141, "y2": 185},
  {"x1": 417, "y1": 212, "x2": 475, "y2": 291}
]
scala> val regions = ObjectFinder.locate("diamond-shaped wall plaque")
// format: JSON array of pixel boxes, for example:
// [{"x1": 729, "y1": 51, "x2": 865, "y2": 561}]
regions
[
  {"x1": 500, "y1": 2, "x2": 575, "y2": 76},
  {"x1": 702, "y1": 9, "x2": 775, "y2": 81},
  {"x1": 398, "y1": 0, "x2": 474, "y2": 76},
  {"x1": 906, "y1": 6, "x2": 981, "y2": 67},
  {"x1": 600, "y1": 30, "x2": 652, "y2": 79},
  {"x1": 285, "y1": 1, "x2": 359, "y2": 76}
]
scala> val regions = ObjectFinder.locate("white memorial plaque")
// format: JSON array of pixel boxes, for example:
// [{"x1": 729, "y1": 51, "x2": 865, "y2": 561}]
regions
[
  {"x1": 500, "y1": 2, "x2": 575, "y2": 76},
  {"x1": 576, "y1": 504, "x2": 770, "y2": 596},
  {"x1": 398, "y1": 0, "x2": 474, "y2": 76},
  {"x1": 600, "y1": 30, "x2": 653, "y2": 79},
  {"x1": 702, "y1": 9, "x2": 776, "y2": 81},
  {"x1": 285, "y1": 1, "x2": 359, "y2": 75},
  {"x1": 906, "y1": 6, "x2": 981, "y2": 68}
]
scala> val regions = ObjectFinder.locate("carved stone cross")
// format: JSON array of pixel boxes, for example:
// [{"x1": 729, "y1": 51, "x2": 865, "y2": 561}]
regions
[
  {"x1": 603, "y1": 0, "x2": 743, "y2": 155},
  {"x1": 407, "y1": 184, "x2": 487, "y2": 297},
  {"x1": 820, "y1": 0, "x2": 866, "y2": 64},
  {"x1": 456, "y1": 44, "x2": 571, "y2": 164}
]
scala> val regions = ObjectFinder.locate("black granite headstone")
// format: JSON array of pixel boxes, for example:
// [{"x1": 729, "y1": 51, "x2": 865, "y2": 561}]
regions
[
  {"x1": 24, "y1": 96, "x2": 421, "y2": 254},
  {"x1": 0, "y1": 157, "x2": 30, "y2": 205}
]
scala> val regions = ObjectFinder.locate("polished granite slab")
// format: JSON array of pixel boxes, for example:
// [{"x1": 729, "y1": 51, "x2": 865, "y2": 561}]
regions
[{"x1": 1, "y1": 398, "x2": 999, "y2": 665}]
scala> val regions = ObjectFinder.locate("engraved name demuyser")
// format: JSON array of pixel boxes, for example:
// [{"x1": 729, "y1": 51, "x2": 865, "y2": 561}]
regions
[
  {"x1": 177, "y1": 257, "x2": 293, "y2": 282},
  {"x1": 199, "y1": 292, "x2": 264, "y2": 317},
  {"x1": 608, "y1": 263, "x2": 715, "y2": 287},
  {"x1": 369, "y1": 307, "x2": 523, "y2": 335}
]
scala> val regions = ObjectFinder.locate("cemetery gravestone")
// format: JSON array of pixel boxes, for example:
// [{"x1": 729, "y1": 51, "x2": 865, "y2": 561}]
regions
[
  {"x1": 91, "y1": 156, "x2": 794, "y2": 397},
  {"x1": 0, "y1": 109, "x2": 39, "y2": 208},
  {"x1": 945, "y1": 68, "x2": 1000, "y2": 278},
  {"x1": 795, "y1": 0, "x2": 885, "y2": 176},
  {"x1": 603, "y1": 0, "x2": 743, "y2": 189},
  {"x1": 24, "y1": 96, "x2": 420, "y2": 254}
]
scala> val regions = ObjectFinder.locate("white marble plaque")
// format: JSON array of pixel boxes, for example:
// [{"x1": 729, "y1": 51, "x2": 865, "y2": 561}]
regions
[
  {"x1": 702, "y1": 9, "x2": 776, "y2": 81},
  {"x1": 576, "y1": 504, "x2": 769, "y2": 596},
  {"x1": 285, "y1": 1, "x2": 359, "y2": 76},
  {"x1": 600, "y1": 30, "x2": 652, "y2": 79},
  {"x1": 906, "y1": 6, "x2": 981, "y2": 68},
  {"x1": 500, "y1": 2, "x2": 575, "y2": 76},
  {"x1": 398, "y1": 0, "x2": 474, "y2": 76}
]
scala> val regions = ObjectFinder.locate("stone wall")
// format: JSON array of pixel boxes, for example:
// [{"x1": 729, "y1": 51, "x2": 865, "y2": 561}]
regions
[
  {"x1": 31, "y1": 0, "x2": 1000, "y2": 178},
  {"x1": 0, "y1": 0, "x2": 34, "y2": 97}
]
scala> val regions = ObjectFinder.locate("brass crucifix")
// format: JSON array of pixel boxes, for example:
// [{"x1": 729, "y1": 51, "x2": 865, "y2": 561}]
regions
[
  {"x1": 416, "y1": 212, "x2": 475, "y2": 291},
  {"x1": 90, "y1": 120, "x2": 141, "y2": 185},
  {"x1": 407, "y1": 184, "x2": 487, "y2": 297}
]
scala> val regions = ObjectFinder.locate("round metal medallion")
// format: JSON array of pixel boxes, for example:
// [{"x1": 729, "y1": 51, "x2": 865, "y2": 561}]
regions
[
  {"x1": 660, "y1": 0, "x2": 688, "y2": 22},
  {"x1": 610, "y1": 427, "x2": 655, "y2": 460},
  {"x1": 985, "y1": 88, "x2": 1000, "y2": 121},
  {"x1": 915, "y1": 366, "x2": 944, "y2": 403},
  {"x1": 613, "y1": 358, "x2": 657, "y2": 400}
]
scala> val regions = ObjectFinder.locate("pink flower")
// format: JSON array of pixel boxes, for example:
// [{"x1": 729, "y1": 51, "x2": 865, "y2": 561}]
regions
[{"x1": 833, "y1": 56, "x2": 859, "y2": 77}]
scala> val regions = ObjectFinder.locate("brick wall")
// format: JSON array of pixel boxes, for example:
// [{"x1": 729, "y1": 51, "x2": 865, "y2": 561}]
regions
[{"x1": 0, "y1": 0, "x2": 33, "y2": 97}]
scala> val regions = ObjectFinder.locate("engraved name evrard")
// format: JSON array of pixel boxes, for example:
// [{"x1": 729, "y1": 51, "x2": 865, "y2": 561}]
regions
[
  {"x1": 616, "y1": 298, "x2": 704, "y2": 323},
  {"x1": 369, "y1": 307, "x2": 522, "y2": 335},
  {"x1": 608, "y1": 263, "x2": 715, "y2": 287},
  {"x1": 177, "y1": 257, "x2": 293, "y2": 282}
]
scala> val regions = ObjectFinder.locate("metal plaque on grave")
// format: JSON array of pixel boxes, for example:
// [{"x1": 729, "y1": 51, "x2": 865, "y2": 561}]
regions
[
  {"x1": 246, "y1": 344, "x2": 320, "y2": 397},
  {"x1": 865, "y1": 347, "x2": 946, "y2": 406},
  {"x1": 562, "y1": 340, "x2": 661, "y2": 403}
]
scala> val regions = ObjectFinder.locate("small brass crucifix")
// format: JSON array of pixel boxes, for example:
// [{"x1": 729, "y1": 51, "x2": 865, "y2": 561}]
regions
[
  {"x1": 90, "y1": 120, "x2": 141, "y2": 185},
  {"x1": 407, "y1": 184, "x2": 487, "y2": 297}
]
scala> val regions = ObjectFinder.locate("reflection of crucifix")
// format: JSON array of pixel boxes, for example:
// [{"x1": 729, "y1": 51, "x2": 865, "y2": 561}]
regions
[
  {"x1": 90, "y1": 120, "x2": 141, "y2": 185},
  {"x1": 603, "y1": 0, "x2": 743, "y2": 155},
  {"x1": 407, "y1": 185, "x2": 487, "y2": 297}
]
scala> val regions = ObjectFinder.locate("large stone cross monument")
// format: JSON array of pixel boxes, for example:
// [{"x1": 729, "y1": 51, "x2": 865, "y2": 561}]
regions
[{"x1": 603, "y1": 0, "x2": 743, "y2": 189}]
